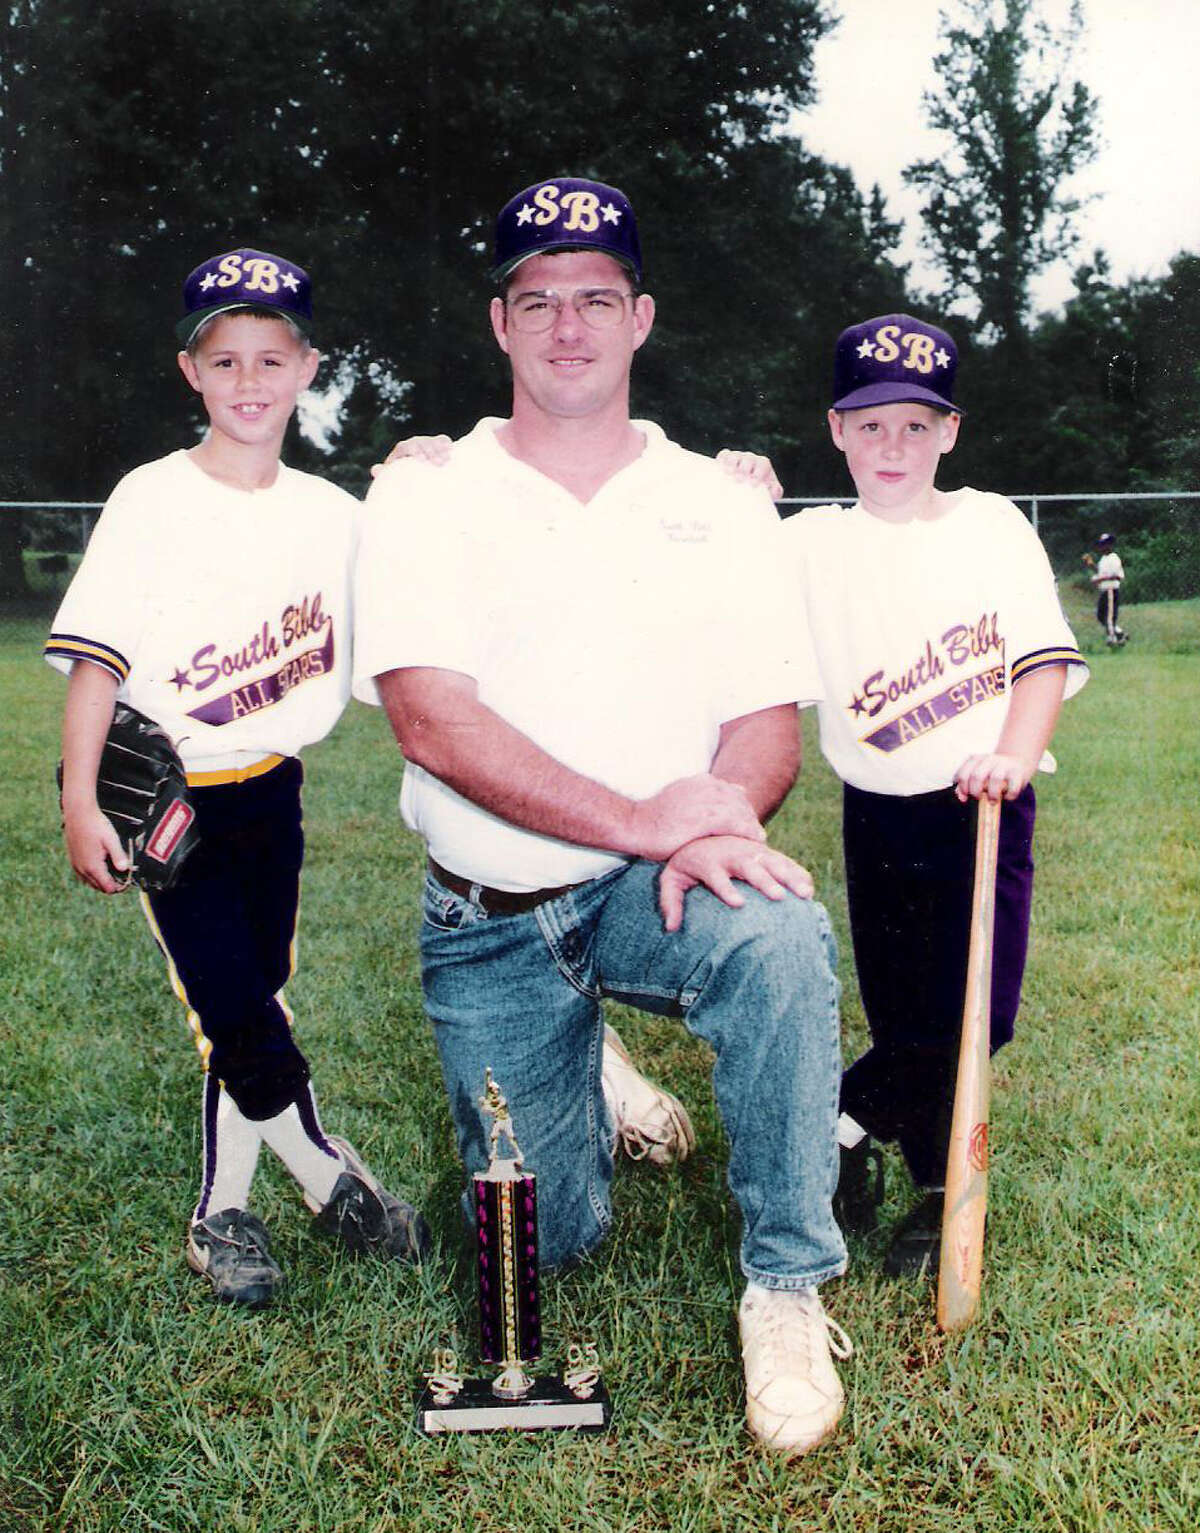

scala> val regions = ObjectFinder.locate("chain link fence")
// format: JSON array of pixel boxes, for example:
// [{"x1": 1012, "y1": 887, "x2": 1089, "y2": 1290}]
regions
[
  {"x1": 777, "y1": 492, "x2": 1200, "y2": 608},
  {"x1": 3, "y1": 493, "x2": 1198, "y2": 645}
]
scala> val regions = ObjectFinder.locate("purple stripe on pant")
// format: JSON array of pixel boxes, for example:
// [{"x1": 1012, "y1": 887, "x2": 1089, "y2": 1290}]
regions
[{"x1": 839, "y1": 781, "x2": 1036, "y2": 1187}]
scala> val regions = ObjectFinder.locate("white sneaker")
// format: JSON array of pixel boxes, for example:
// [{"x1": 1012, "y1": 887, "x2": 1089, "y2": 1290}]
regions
[
  {"x1": 601, "y1": 1024, "x2": 696, "y2": 1166},
  {"x1": 739, "y1": 1283, "x2": 853, "y2": 1455}
]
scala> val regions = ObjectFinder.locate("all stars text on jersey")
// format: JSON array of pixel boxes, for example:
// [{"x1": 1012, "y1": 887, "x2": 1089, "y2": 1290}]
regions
[
  {"x1": 187, "y1": 621, "x2": 335, "y2": 727},
  {"x1": 862, "y1": 663, "x2": 1006, "y2": 753},
  {"x1": 227, "y1": 646, "x2": 327, "y2": 719}
]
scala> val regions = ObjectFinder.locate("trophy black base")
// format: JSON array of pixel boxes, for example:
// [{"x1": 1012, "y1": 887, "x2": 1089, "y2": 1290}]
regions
[{"x1": 416, "y1": 1376, "x2": 612, "y2": 1436}]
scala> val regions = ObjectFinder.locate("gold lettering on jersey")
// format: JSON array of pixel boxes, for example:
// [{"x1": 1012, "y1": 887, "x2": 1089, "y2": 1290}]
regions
[
  {"x1": 862, "y1": 663, "x2": 1006, "y2": 754},
  {"x1": 185, "y1": 615, "x2": 335, "y2": 727}
]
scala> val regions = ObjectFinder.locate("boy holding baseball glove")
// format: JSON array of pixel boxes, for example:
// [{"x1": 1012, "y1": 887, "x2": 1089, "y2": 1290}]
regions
[
  {"x1": 785, "y1": 313, "x2": 1089, "y2": 1275},
  {"x1": 46, "y1": 248, "x2": 429, "y2": 1308}
]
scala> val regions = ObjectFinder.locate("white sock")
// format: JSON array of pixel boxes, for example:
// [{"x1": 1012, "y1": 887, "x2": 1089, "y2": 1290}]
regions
[
  {"x1": 195, "y1": 1080, "x2": 262, "y2": 1222},
  {"x1": 257, "y1": 1087, "x2": 343, "y2": 1207},
  {"x1": 837, "y1": 1113, "x2": 867, "y2": 1150}
]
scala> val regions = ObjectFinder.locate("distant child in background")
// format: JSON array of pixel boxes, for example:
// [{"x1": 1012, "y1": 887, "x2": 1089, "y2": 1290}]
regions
[
  {"x1": 785, "y1": 313, "x2": 1090, "y2": 1276},
  {"x1": 46, "y1": 249, "x2": 429, "y2": 1309},
  {"x1": 1084, "y1": 532, "x2": 1127, "y2": 645}
]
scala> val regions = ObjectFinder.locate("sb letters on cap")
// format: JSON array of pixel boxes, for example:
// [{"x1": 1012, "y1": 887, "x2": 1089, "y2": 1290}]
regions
[
  {"x1": 177, "y1": 248, "x2": 313, "y2": 345},
  {"x1": 832, "y1": 312, "x2": 962, "y2": 414},
  {"x1": 491, "y1": 178, "x2": 642, "y2": 283}
]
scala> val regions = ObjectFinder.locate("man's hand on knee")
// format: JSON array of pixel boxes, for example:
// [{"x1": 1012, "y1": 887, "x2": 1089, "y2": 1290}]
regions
[
  {"x1": 627, "y1": 774, "x2": 765, "y2": 862},
  {"x1": 658, "y1": 835, "x2": 814, "y2": 932}
]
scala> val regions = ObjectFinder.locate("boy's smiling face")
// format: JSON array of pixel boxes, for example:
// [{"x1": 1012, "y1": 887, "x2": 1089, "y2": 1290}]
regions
[
  {"x1": 177, "y1": 312, "x2": 318, "y2": 453},
  {"x1": 828, "y1": 401, "x2": 960, "y2": 521}
]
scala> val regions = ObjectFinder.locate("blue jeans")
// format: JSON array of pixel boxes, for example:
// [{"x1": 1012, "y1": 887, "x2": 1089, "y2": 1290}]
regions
[{"x1": 420, "y1": 858, "x2": 846, "y2": 1290}]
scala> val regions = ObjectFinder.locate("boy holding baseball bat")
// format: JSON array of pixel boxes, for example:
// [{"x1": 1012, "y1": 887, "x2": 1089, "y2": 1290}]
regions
[{"x1": 785, "y1": 313, "x2": 1089, "y2": 1275}]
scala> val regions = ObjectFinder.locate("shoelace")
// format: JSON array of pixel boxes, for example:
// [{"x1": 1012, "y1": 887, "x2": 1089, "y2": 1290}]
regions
[
  {"x1": 752, "y1": 1293, "x2": 855, "y2": 1364},
  {"x1": 212, "y1": 1214, "x2": 270, "y2": 1259}
]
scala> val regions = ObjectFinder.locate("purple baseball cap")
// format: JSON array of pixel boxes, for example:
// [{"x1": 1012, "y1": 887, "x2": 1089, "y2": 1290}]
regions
[
  {"x1": 832, "y1": 313, "x2": 961, "y2": 413},
  {"x1": 177, "y1": 248, "x2": 313, "y2": 346},
  {"x1": 490, "y1": 178, "x2": 642, "y2": 283}
]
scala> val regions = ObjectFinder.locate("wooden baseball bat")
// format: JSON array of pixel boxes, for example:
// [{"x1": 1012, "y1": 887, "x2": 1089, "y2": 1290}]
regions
[{"x1": 937, "y1": 793, "x2": 1002, "y2": 1333}]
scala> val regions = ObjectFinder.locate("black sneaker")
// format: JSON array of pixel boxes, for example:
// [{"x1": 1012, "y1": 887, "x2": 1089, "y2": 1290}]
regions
[
  {"x1": 883, "y1": 1189, "x2": 945, "y2": 1278},
  {"x1": 833, "y1": 1138, "x2": 885, "y2": 1234},
  {"x1": 311, "y1": 1136, "x2": 431, "y2": 1263},
  {"x1": 187, "y1": 1208, "x2": 283, "y2": 1308}
]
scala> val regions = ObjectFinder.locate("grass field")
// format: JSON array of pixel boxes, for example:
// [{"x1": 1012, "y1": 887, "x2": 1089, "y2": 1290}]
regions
[{"x1": 2, "y1": 603, "x2": 1197, "y2": 1532}]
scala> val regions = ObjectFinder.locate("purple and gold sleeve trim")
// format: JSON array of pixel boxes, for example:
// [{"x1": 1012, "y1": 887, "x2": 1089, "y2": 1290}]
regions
[
  {"x1": 1010, "y1": 645, "x2": 1085, "y2": 686},
  {"x1": 44, "y1": 633, "x2": 130, "y2": 683}
]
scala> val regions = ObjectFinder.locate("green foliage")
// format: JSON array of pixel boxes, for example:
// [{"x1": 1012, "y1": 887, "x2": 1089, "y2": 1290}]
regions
[
  {"x1": 1, "y1": 0, "x2": 908, "y2": 511},
  {"x1": 904, "y1": 0, "x2": 1099, "y2": 347},
  {"x1": 4, "y1": 617, "x2": 1200, "y2": 1528},
  {"x1": 1122, "y1": 529, "x2": 1200, "y2": 603}
]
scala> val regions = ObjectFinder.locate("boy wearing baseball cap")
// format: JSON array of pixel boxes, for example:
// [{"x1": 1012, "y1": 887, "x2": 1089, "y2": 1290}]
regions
[
  {"x1": 46, "y1": 249, "x2": 429, "y2": 1308},
  {"x1": 1087, "y1": 531, "x2": 1128, "y2": 645},
  {"x1": 785, "y1": 313, "x2": 1089, "y2": 1275}
]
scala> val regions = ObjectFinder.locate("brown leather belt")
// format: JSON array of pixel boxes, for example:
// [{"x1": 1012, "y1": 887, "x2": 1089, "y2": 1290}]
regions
[{"x1": 428, "y1": 858, "x2": 582, "y2": 916}]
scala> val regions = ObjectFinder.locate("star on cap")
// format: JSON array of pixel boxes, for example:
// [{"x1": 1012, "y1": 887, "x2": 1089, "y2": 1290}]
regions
[
  {"x1": 601, "y1": 202, "x2": 622, "y2": 225},
  {"x1": 516, "y1": 203, "x2": 535, "y2": 226},
  {"x1": 934, "y1": 347, "x2": 951, "y2": 368},
  {"x1": 199, "y1": 272, "x2": 218, "y2": 292},
  {"x1": 280, "y1": 270, "x2": 300, "y2": 292},
  {"x1": 857, "y1": 338, "x2": 875, "y2": 359}
]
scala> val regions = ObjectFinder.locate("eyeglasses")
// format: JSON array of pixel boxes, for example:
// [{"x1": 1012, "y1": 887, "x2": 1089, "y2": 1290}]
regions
[{"x1": 504, "y1": 287, "x2": 634, "y2": 334}]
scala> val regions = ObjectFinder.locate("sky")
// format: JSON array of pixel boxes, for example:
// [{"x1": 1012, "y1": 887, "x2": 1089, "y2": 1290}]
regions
[{"x1": 797, "y1": 0, "x2": 1200, "y2": 314}]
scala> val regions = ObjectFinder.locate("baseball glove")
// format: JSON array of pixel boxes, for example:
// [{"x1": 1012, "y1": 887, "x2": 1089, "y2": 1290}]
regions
[{"x1": 57, "y1": 703, "x2": 199, "y2": 891}]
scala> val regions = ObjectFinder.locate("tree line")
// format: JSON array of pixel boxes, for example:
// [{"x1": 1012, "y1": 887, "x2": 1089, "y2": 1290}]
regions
[{"x1": 2, "y1": 0, "x2": 1196, "y2": 598}]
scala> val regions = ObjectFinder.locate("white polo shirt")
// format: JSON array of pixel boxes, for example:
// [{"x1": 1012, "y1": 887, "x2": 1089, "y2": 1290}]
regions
[{"x1": 354, "y1": 418, "x2": 821, "y2": 890}]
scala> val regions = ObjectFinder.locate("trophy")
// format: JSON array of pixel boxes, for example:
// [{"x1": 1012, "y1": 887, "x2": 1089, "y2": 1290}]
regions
[{"x1": 416, "y1": 1069, "x2": 612, "y2": 1435}]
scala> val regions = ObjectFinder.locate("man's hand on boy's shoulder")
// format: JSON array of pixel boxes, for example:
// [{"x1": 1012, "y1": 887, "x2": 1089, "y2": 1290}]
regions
[
  {"x1": 713, "y1": 450, "x2": 783, "y2": 502},
  {"x1": 369, "y1": 437, "x2": 785, "y2": 501},
  {"x1": 370, "y1": 434, "x2": 453, "y2": 478}
]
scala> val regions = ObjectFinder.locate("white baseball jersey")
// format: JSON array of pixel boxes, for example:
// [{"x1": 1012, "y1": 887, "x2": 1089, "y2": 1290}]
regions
[
  {"x1": 46, "y1": 450, "x2": 355, "y2": 771},
  {"x1": 784, "y1": 488, "x2": 1088, "y2": 796},
  {"x1": 1094, "y1": 550, "x2": 1124, "y2": 590},
  {"x1": 354, "y1": 418, "x2": 822, "y2": 890}
]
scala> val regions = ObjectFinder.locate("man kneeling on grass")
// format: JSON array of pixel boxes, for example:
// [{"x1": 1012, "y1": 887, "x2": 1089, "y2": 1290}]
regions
[{"x1": 353, "y1": 176, "x2": 851, "y2": 1456}]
